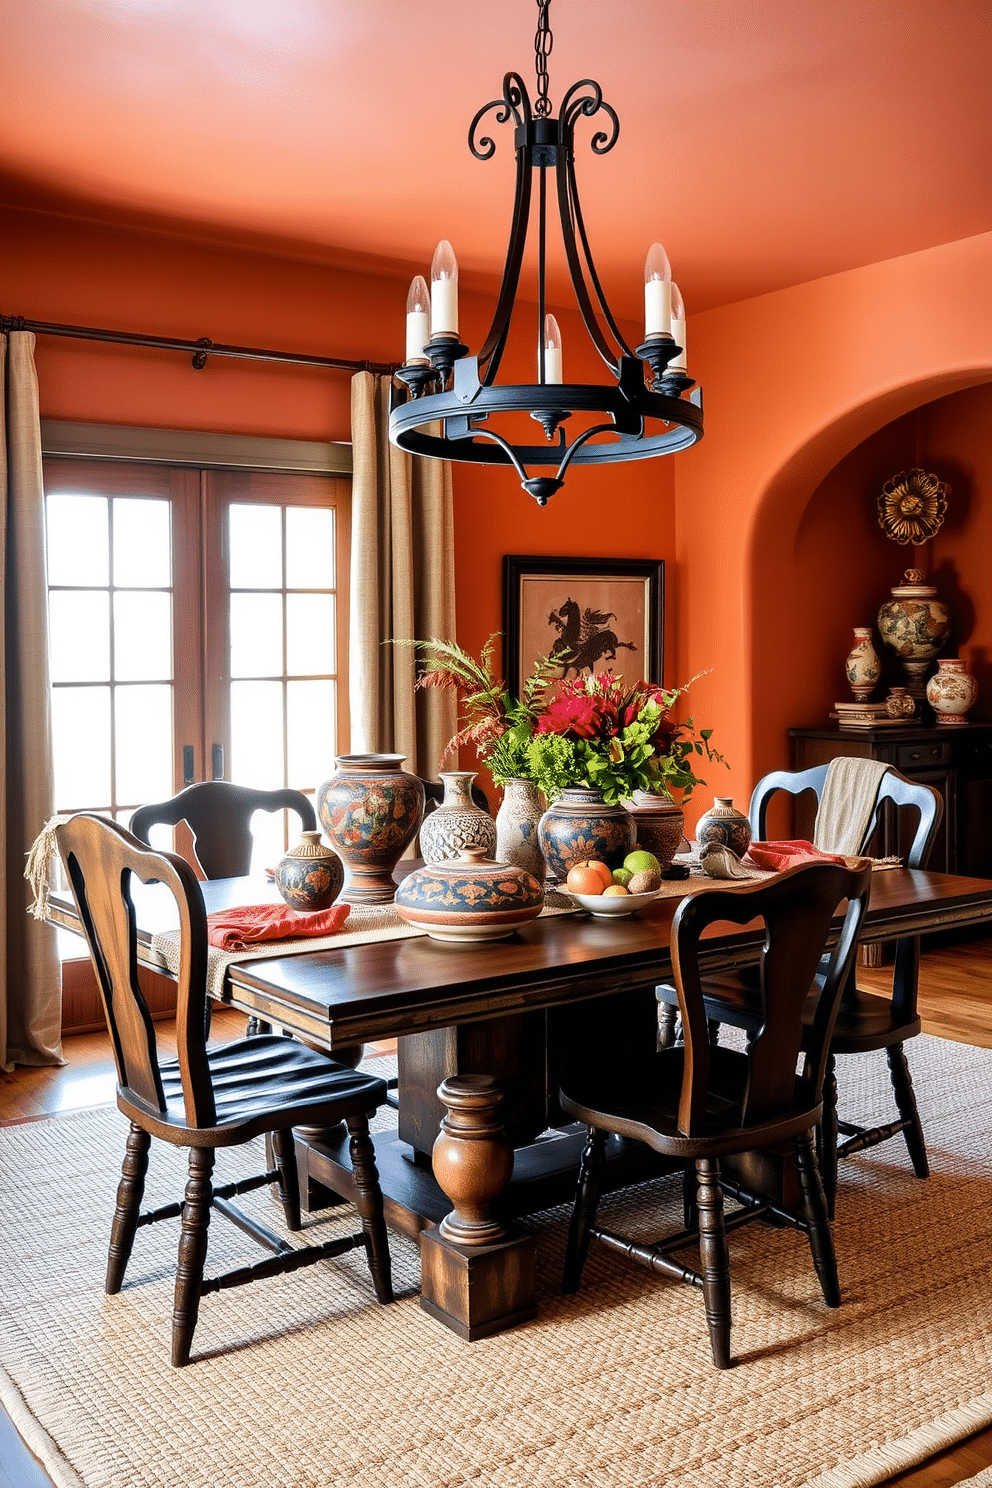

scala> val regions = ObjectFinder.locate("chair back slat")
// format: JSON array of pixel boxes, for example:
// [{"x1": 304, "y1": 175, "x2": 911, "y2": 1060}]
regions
[
  {"x1": 130, "y1": 782, "x2": 317, "y2": 880},
  {"x1": 56, "y1": 814, "x2": 216, "y2": 1127},
  {"x1": 671, "y1": 861, "x2": 871, "y2": 1135}
]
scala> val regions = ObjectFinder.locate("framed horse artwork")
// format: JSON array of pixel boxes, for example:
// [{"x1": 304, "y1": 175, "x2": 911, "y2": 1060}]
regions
[{"x1": 502, "y1": 555, "x2": 664, "y2": 699}]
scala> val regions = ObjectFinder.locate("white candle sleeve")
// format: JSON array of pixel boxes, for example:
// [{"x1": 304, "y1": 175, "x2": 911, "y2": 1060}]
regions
[
  {"x1": 644, "y1": 278, "x2": 672, "y2": 337},
  {"x1": 431, "y1": 278, "x2": 458, "y2": 336}
]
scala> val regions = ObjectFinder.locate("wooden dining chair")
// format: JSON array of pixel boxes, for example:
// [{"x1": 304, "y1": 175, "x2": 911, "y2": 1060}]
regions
[
  {"x1": 561, "y1": 859, "x2": 871, "y2": 1369},
  {"x1": 55, "y1": 813, "x2": 393, "y2": 1367},
  {"x1": 130, "y1": 780, "x2": 317, "y2": 879},
  {"x1": 657, "y1": 765, "x2": 942, "y2": 1215}
]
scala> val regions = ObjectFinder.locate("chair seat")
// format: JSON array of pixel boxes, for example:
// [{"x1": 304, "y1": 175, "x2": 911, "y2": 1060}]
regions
[
  {"x1": 122, "y1": 1035, "x2": 387, "y2": 1145},
  {"x1": 560, "y1": 1046, "x2": 823, "y2": 1160}
]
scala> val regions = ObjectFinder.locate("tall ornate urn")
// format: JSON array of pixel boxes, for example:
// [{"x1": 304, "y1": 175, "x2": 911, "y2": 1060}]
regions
[
  {"x1": 317, "y1": 754, "x2": 425, "y2": 904},
  {"x1": 877, "y1": 569, "x2": 950, "y2": 703}
]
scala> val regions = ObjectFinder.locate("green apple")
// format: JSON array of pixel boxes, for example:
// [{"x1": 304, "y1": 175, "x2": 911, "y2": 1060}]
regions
[
  {"x1": 624, "y1": 849, "x2": 660, "y2": 875},
  {"x1": 612, "y1": 867, "x2": 634, "y2": 887}
]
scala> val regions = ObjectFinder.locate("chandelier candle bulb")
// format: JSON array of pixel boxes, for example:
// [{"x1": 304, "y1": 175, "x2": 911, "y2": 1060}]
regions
[
  {"x1": 542, "y1": 314, "x2": 563, "y2": 383},
  {"x1": 430, "y1": 240, "x2": 459, "y2": 336},
  {"x1": 644, "y1": 243, "x2": 673, "y2": 336},
  {"x1": 405, "y1": 276, "x2": 431, "y2": 363},
  {"x1": 670, "y1": 283, "x2": 687, "y2": 370}
]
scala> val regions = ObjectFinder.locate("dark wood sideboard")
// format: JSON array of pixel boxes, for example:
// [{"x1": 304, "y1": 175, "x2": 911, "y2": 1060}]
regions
[{"x1": 789, "y1": 722, "x2": 992, "y2": 880}]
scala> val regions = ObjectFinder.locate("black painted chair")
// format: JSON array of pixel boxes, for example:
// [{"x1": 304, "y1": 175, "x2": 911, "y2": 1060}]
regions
[
  {"x1": 657, "y1": 765, "x2": 942, "y2": 1214},
  {"x1": 55, "y1": 813, "x2": 393, "y2": 1367},
  {"x1": 130, "y1": 780, "x2": 316, "y2": 879},
  {"x1": 561, "y1": 859, "x2": 871, "y2": 1369}
]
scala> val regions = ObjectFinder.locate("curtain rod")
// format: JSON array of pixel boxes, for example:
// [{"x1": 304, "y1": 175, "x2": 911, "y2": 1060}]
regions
[{"x1": 0, "y1": 314, "x2": 397, "y2": 376}]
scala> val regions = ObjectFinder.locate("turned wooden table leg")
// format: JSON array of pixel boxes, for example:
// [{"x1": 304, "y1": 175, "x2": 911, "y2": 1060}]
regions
[{"x1": 419, "y1": 1074, "x2": 537, "y2": 1340}]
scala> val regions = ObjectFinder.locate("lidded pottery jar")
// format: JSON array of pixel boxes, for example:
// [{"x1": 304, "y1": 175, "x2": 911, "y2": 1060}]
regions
[
  {"x1": 844, "y1": 627, "x2": 882, "y2": 702},
  {"x1": 495, "y1": 777, "x2": 547, "y2": 885},
  {"x1": 877, "y1": 569, "x2": 950, "y2": 702},
  {"x1": 393, "y1": 847, "x2": 545, "y2": 942},
  {"x1": 622, "y1": 790, "x2": 686, "y2": 870},
  {"x1": 925, "y1": 659, "x2": 978, "y2": 725},
  {"x1": 694, "y1": 797, "x2": 752, "y2": 858},
  {"x1": 419, "y1": 771, "x2": 497, "y2": 865},
  {"x1": 317, "y1": 754, "x2": 425, "y2": 904},
  {"x1": 537, "y1": 786, "x2": 637, "y2": 883},
  {"x1": 884, "y1": 687, "x2": 917, "y2": 720},
  {"x1": 273, "y1": 831, "x2": 344, "y2": 911}
]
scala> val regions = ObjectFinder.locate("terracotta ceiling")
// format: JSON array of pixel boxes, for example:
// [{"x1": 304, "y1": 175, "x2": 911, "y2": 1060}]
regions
[{"x1": 2, "y1": 0, "x2": 990, "y2": 320}]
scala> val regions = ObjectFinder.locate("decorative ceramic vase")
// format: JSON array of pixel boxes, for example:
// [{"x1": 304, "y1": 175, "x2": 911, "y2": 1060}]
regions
[
  {"x1": 925, "y1": 659, "x2": 978, "y2": 725},
  {"x1": 845, "y1": 627, "x2": 882, "y2": 702},
  {"x1": 877, "y1": 569, "x2": 950, "y2": 702},
  {"x1": 495, "y1": 777, "x2": 547, "y2": 884},
  {"x1": 393, "y1": 847, "x2": 545, "y2": 942},
  {"x1": 622, "y1": 790, "x2": 686, "y2": 869},
  {"x1": 273, "y1": 831, "x2": 345, "y2": 911},
  {"x1": 419, "y1": 771, "x2": 497, "y2": 865},
  {"x1": 884, "y1": 686, "x2": 917, "y2": 720},
  {"x1": 317, "y1": 753, "x2": 425, "y2": 905},
  {"x1": 537, "y1": 786, "x2": 637, "y2": 882},
  {"x1": 694, "y1": 797, "x2": 752, "y2": 857}
]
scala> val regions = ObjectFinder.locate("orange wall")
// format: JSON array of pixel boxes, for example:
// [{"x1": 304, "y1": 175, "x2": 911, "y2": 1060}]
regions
[{"x1": 675, "y1": 233, "x2": 992, "y2": 826}]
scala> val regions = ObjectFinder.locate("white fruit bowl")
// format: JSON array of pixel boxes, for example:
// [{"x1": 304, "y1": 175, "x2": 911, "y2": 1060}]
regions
[{"x1": 567, "y1": 887, "x2": 663, "y2": 918}]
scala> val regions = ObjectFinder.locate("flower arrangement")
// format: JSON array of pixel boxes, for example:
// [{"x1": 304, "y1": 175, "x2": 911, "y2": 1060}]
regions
[{"x1": 407, "y1": 635, "x2": 725, "y2": 805}]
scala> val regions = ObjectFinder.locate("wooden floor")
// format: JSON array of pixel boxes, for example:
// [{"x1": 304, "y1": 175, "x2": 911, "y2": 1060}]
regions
[{"x1": 2, "y1": 937, "x2": 990, "y2": 1487}]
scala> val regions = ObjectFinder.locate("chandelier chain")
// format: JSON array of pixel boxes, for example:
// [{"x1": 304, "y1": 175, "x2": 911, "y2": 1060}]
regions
[{"x1": 534, "y1": 0, "x2": 553, "y2": 117}]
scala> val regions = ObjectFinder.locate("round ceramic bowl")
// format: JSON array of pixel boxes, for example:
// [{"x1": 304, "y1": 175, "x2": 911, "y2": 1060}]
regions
[
  {"x1": 394, "y1": 848, "x2": 545, "y2": 944},
  {"x1": 567, "y1": 887, "x2": 663, "y2": 918}
]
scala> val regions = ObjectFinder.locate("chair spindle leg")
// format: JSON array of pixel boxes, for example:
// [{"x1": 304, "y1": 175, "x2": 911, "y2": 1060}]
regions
[
  {"x1": 658, "y1": 1004, "x2": 678, "y2": 1050},
  {"x1": 819, "y1": 1053, "x2": 839, "y2": 1219},
  {"x1": 271, "y1": 1126, "x2": 302, "y2": 1232},
  {"x1": 563, "y1": 1126, "x2": 607, "y2": 1294},
  {"x1": 346, "y1": 1115, "x2": 393, "y2": 1304},
  {"x1": 795, "y1": 1130, "x2": 840, "y2": 1309},
  {"x1": 106, "y1": 1123, "x2": 151, "y2": 1294},
  {"x1": 172, "y1": 1147, "x2": 215, "y2": 1368},
  {"x1": 696, "y1": 1157, "x2": 731, "y2": 1369},
  {"x1": 886, "y1": 1043, "x2": 930, "y2": 1178}
]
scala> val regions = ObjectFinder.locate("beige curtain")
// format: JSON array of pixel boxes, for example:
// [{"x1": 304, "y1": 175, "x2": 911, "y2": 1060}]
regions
[
  {"x1": 349, "y1": 372, "x2": 457, "y2": 776},
  {"x1": 1, "y1": 331, "x2": 62, "y2": 1070}
]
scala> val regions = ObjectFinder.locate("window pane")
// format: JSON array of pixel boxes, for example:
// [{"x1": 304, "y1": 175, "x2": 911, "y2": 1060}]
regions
[
  {"x1": 115, "y1": 685, "x2": 173, "y2": 805},
  {"x1": 286, "y1": 594, "x2": 335, "y2": 676},
  {"x1": 49, "y1": 591, "x2": 110, "y2": 682},
  {"x1": 46, "y1": 495, "x2": 108, "y2": 587},
  {"x1": 287, "y1": 680, "x2": 336, "y2": 791},
  {"x1": 114, "y1": 592, "x2": 173, "y2": 681},
  {"x1": 286, "y1": 507, "x2": 335, "y2": 589},
  {"x1": 229, "y1": 504, "x2": 282, "y2": 589},
  {"x1": 247, "y1": 809, "x2": 288, "y2": 877},
  {"x1": 52, "y1": 686, "x2": 111, "y2": 808},
  {"x1": 113, "y1": 498, "x2": 171, "y2": 587},
  {"x1": 230, "y1": 593, "x2": 283, "y2": 678},
  {"x1": 230, "y1": 680, "x2": 284, "y2": 788}
]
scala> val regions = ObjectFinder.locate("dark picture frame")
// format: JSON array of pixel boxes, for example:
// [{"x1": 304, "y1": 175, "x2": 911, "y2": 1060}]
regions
[{"x1": 502, "y1": 555, "x2": 665, "y2": 699}]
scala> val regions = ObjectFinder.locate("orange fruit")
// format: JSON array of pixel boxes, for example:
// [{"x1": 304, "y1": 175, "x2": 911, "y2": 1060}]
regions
[
  {"x1": 572, "y1": 859, "x2": 613, "y2": 891},
  {"x1": 566, "y1": 864, "x2": 606, "y2": 895}
]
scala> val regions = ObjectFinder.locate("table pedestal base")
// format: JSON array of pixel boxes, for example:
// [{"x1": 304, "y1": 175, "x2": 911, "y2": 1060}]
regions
[{"x1": 419, "y1": 1225, "x2": 537, "y2": 1341}]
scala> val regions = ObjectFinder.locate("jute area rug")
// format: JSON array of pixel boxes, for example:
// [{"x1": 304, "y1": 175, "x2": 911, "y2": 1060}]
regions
[{"x1": 1, "y1": 1035, "x2": 990, "y2": 1488}]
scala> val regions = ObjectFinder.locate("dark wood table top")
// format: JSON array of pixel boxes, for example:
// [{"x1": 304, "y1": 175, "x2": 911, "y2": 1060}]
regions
[{"x1": 49, "y1": 866, "x2": 992, "y2": 1051}]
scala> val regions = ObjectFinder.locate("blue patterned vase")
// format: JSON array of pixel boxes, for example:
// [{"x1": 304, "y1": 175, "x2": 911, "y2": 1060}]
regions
[
  {"x1": 317, "y1": 753, "x2": 425, "y2": 904},
  {"x1": 274, "y1": 831, "x2": 345, "y2": 911},
  {"x1": 537, "y1": 786, "x2": 636, "y2": 882}
]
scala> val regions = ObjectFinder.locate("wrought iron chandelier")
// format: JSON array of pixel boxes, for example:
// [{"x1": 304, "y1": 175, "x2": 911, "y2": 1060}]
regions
[{"x1": 388, "y1": 0, "x2": 703, "y2": 506}]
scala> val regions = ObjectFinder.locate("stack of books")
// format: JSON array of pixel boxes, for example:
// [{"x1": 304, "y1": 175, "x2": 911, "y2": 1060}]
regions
[{"x1": 830, "y1": 701, "x2": 906, "y2": 728}]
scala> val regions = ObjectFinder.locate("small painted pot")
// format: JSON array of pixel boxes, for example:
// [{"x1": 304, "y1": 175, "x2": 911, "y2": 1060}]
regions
[
  {"x1": 623, "y1": 790, "x2": 686, "y2": 869},
  {"x1": 884, "y1": 687, "x2": 917, "y2": 720},
  {"x1": 273, "y1": 831, "x2": 345, "y2": 911},
  {"x1": 845, "y1": 627, "x2": 882, "y2": 702},
  {"x1": 537, "y1": 787, "x2": 637, "y2": 882},
  {"x1": 420, "y1": 771, "x2": 497, "y2": 864},
  {"x1": 694, "y1": 797, "x2": 753, "y2": 858},
  {"x1": 394, "y1": 847, "x2": 545, "y2": 942},
  {"x1": 926, "y1": 658, "x2": 978, "y2": 725},
  {"x1": 317, "y1": 754, "x2": 425, "y2": 904}
]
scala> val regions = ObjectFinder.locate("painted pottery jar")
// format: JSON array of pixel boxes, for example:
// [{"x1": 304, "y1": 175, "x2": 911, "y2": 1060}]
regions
[
  {"x1": 877, "y1": 569, "x2": 950, "y2": 701},
  {"x1": 273, "y1": 831, "x2": 345, "y2": 911},
  {"x1": 393, "y1": 847, "x2": 545, "y2": 942},
  {"x1": 884, "y1": 686, "x2": 917, "y2": 720},
  {"x1": 537, "y1": 786, "x2": 637, "y2": 882},
  {"x1": 925, "y1": 658, "x2": 978, "y2": 726},
  {"x1": 419, "y1": 771, "x2": 497, "y2": 865},
  {"x1": 844, "y1": 627, "x2": 882, "y2": 702},
  {"x1": 694, "y1": 797, "x2": 753, "y2": 858},
  {"x1": 494, "y1": 777, "x2": 547, "y2": 884},
  {"x1": 317, "y1": 754, "x2": 425, "y2": 905},
  {"x1": 622, "y1": 790, "x2": 686, "y2": 869}
]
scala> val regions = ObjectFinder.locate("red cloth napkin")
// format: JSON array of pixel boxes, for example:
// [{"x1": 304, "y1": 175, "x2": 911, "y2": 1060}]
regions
[
  {"x1": 744, "y1": 840, "x2": 850, "y2": 873},
  {"x1": 206, "y1": 902, "x2": 351, "y2": 951}
]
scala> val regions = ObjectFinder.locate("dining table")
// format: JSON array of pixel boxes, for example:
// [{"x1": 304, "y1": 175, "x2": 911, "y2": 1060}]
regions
[{"x1": 47, "y1": 861, "x2": 992, "y2": 1340}]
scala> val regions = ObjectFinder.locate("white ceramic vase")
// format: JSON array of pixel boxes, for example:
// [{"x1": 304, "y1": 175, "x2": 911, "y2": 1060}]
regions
[
  {"x1": 419, "y1": 771, "x2": 497, "y2": 864},
  {"x1": 495, "y1": 778, "x2": 547, "y2": 884},
  {"x1": 925, "y1": 659, "x2": 978, "y2": 725},
  {"x1": 845, "y1": 627, "x2": 882, "y2": 702}
]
